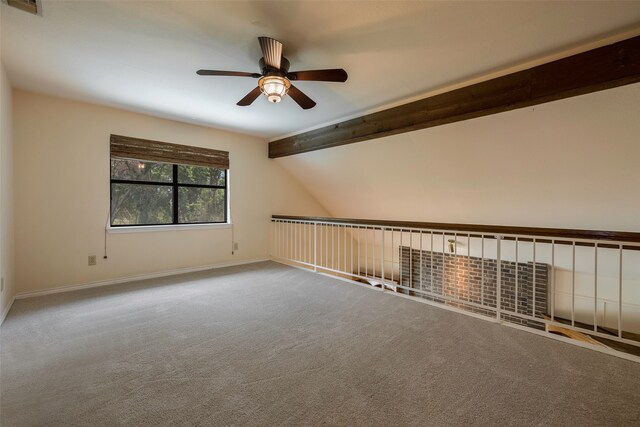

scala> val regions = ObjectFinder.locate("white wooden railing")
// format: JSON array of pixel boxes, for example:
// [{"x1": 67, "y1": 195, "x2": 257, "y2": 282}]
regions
[{"x1": 271, "y1": 215, "x2": 640, "y2": 361}]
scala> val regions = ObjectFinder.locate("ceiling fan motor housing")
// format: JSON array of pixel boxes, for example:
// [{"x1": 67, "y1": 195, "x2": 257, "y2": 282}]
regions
[{"x1": 259, "y1": 57, "x2": 291, "y2": 75}]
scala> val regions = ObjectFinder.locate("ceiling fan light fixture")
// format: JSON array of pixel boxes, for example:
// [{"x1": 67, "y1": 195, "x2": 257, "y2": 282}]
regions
[
  {"x1": 259, "y1": 76, "x2": 290, "y2": 103},
  {"x1": 197, "y1": 36, "x2": 347, "y2": 109}
]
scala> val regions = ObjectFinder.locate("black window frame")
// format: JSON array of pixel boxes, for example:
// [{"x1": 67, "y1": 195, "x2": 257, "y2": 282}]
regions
[{"x1": 110, "y1": 161, "x2": 228, "y2": 227}]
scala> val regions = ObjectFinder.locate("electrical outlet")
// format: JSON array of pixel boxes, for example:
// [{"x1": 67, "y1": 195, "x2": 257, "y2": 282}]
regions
[
  {"x1": 88, "y1": 255, "x2": 97, "y2": 266},
  {"x1": 233, "y1": 242, "x2": 239, "y2": 251}
]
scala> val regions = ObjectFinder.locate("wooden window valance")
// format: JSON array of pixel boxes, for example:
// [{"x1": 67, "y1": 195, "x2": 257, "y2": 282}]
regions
[{"x1": 110, "y1": 134, "x2": 229, "y2": 169}]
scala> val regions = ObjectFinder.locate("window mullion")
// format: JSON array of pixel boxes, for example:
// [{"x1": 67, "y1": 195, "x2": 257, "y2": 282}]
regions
[
  {"x1": 176, "y1": 182, "x2": 226, "y2": 189},
  {"x1": 172, "y1": 164, "x2": 179, "y2": 224},
  {"x1": 110, "y1": 179, "x2": 173, "y2": 186}
]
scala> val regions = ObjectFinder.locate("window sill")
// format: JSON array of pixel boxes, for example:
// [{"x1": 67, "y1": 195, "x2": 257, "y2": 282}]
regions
[{"x1": 107, "y1": 223, "x2": 232, "y2": 234}]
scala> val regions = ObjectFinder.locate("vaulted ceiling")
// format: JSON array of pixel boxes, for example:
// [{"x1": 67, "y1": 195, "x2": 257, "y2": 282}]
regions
[{"x1": 2, "y1": 1, "x2": 640, "y2": 138}]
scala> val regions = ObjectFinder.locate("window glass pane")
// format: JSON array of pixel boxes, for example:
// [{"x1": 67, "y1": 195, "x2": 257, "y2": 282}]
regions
[
  {"x1": 177, "y1": 165, "x2": 226, "y2": 186},
  {"x1": 111, "y1": 158, "x2": 173, "y2": 183},
  {"x1": 111, "y1": 184, "x2": 173, "y2": 225},
  {"x1": 178, "y1": 187, "x2": 225, "y2": 223}
]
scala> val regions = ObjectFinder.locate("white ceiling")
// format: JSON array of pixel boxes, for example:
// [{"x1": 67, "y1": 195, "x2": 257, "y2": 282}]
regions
[{"x1": 2, "y1": 1, "x2": 640, "y2": 138}]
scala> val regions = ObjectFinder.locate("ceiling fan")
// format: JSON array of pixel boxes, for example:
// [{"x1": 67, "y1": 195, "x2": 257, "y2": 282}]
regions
[{"x1": 197, "y1": 37, "x2": 348, "y2": 109}]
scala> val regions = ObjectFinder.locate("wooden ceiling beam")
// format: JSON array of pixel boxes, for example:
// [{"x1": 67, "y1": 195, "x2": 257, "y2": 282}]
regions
[{"x1": 269, "y1": 35, "x2": 640, "y2": 158}]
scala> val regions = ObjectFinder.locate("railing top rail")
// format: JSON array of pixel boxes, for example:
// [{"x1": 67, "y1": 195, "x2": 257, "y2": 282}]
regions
[{"x1": 272, "y1": 215, "x2": 640, "y2": 244}]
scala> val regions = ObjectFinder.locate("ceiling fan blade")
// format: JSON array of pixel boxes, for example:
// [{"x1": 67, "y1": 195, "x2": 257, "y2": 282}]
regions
[
  {"x1": 258, "y1": 36, "x2": 282, "y2": 70},
  {"x1": 288, "y1": 85, "x2": 316, "y2": 109},
  {"x1": 287, "y1": 69, "x2": 348, "y2": 82},
  {"x1": 197, "y1": 70, "x2": 261, "y2": 78},
  {"x1": 237, "y1": 86, "x2": 262, "y2": 106}
]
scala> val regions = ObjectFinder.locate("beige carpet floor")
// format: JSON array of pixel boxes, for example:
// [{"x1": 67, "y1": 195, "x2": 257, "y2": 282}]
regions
[{"x1": 1, "y1": 261, "x2": 639, "y2": 426}]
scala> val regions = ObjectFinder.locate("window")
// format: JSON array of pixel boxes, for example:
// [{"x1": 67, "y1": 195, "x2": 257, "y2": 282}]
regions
[{"x1": 109, "y1": 135, "x2": 229, "y2": 227}]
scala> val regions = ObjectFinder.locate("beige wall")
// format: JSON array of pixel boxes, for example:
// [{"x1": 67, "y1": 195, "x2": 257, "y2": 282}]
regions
[
  {"x1": 13, "y1": 90, "x2": 328, "y2": 295},
  {"x1": 1, "y1": 62, "x2": 15, "y2": 318},
  {"x1": 276, "y1": 82, "x2": 640, "y2": 232}
]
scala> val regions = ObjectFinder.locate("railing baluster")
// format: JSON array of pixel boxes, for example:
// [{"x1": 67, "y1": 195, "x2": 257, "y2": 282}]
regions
[
  {"x1": 299, "y1": 222, "x2": 302, "y2": 262},
  {"x1": 357, "y1": 226, "x2": 361, "y2": 276},
  {"x1": 344, "y1": 225, "x2": 347, "y2": 273},
  {"x1": 420, "y1": 231, "x2": 423, "y2": 293},
  {"x1": 430, "y1": 232, "x2": 434, "y2": 293},
  {"x1": 305, "y1": 223, "x2": 311, "y2": 266},
  {"x1": 325, "y1": 224, "x2": 329, "y2": 269},
  {"x1": 309, "y1": 223, "x2": 312, "y2": 264},
  {"x1": 337, "y1": 225, "x2": 341, "y2": 272},
  {"x1": 454, "y1": 232, "x2": 458, "y2": 302},
  {"x1": 319, "y1": 224, "x2": 323, "y2": 267},
  {"x1": 304, "y1": 223, "x2": 311, "y2": 262},
  {"x1": 467, "y1": 234, "x2": 471, "y2": 303},
  {"x1": 515, "y1": 236, "x2": 519, "y2": 314},
  {"x1": 391, "y1": 229, "x2": 394, "y2": 284},
  {"x1": 481, "y1": 235, "x2": 484, "y2": 308},
  {"x1": 373, "y1": 227, "x2": 376, "y2": 279},
  {"x1": 594, "y1": 243, "x2": 597, "y2": 331},
  {"x1": 381, "y1": 227, "x2": 386, "y2": 289},
  {"x1": 399, "y1": 229, "x2": 403, "y2": 287},
  {"x1": 351, "y1": 225, "x2": 354, "y2": 275},
  {"x1": 572, "y1": 241, "x2": 576, "y2": 326},
  {"x1": 332, "y1": 225, "x2": 335, "y2": 272},
  {"x1": 313, "y1": 222, "x2": 317, "y2": 272},
  {"x1": 299, "y1": 222, "x2": 302, "y2": 261},
  {"x1": 533, "y1": 238, "x2": 536, "y2": 318},
  {"x1": 288, "y1": 221, "x2": 290, "y2": 260},
  {"x1": 619, "y1": 245, "x2": 623, "y2": 338},
  {"x1": 442, "y1": 232, "x2": 446, "y2": 297},
  {"x1": 410, "y1": 231, "x2": 413, "y2": 292},
  {"x1": 497, "y1": 236, "x2": 502, "y2": 322},
  {"x1": 551, "y1": 239, "x2": 555, "y2": 321},
  {"x1": 365, "y1": 226, "x2": 369, "y2": 278}
]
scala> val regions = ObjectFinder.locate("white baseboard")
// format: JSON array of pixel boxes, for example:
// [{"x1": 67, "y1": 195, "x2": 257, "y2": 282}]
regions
[
  {"x1": 15, "y1": 257, "x2": 270, "y2": 300},
  {"x1": 1, "y1": 295, "x2": 16, "y2": 326}
]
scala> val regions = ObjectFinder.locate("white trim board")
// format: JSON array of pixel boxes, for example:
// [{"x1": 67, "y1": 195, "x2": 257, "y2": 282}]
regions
[
  {"x1": 15, "y1": 257, "x2": 270, "y2": 300},
  {"x1": 1, "y1": 296, "x2": 16, "y2": 326}
]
